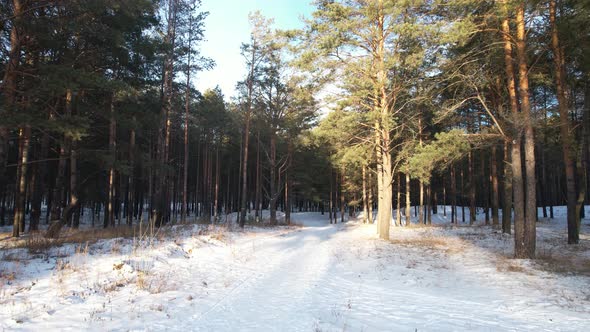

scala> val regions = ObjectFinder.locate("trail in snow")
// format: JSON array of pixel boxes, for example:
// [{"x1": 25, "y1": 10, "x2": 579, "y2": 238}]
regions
[{"x1": 1, "y1": 210, "x2": 589, "y2": 331}]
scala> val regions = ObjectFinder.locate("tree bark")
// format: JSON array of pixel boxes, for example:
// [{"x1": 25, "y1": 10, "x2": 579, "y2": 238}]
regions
[
  {"x1": 269, "y1": 132, "x2": 277, "y2": 224},
  {"x1": 13, "y1": 126, "x2": 30, "y2": 237},
  {"x1": 127, "y1": 120, "x2": 136, "y2": 226},
  {"x1": 106, "y1": 93, "x2": 117, "y2": 228},
  {"x1": 362, "y1": 165, "x2": 369, "y2": 223},
  {"x1": 405, "y1": 173, "x2": 411, "y2": 226},
  {"x1": 152, "y1": 0, "x2": 177, "y2": 228},
  {"x1": 340, "y1": 167, "x2": 345, "y2": 223},
  {"x1": 30, "y1": 120, "x2": 50, "y2": 231},
  {"x1": 491, "y1": 145, "x2": 500, "y2": 226},
  {"x1": 213, "y1": 147, "x2": 220, "y2": 220},
  {"x1": 329, "y1": 168, "x2": 333, "y2": 224},
  {"x1": 500, "y1": 4, "x2": 525, "y2": 253},
  {"x1": 69, "y1": 140, "x2": 78, "y2": 228},
  {"x1": 396, "y1": 173, "x2": 401, "y2": 226},
  {"x1": 368, "y1": 169, "x2": 373, "y2": 224},
  {"x1": 469, "y1": 151, "x2": 476, "y2": 224},
  {"x1": 550, "y1": 0, "x2": 578, "y2": 244},
  {"x1": 255, "y1": 131, "x2": 261, "y2": 220},
  {"x1": 515, "y1": 4, "x2": 537, "y2": 258}
]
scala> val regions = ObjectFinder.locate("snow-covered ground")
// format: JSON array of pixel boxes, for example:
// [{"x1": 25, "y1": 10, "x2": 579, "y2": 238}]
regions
[{"x1": 1, "y1": 207, "x2": 589, "y2": 331}]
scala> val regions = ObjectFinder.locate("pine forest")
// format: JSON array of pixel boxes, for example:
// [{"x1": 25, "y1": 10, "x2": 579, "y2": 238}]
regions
[{"x1": 1, "y1": 1, "x2": 589, "y2": 330}]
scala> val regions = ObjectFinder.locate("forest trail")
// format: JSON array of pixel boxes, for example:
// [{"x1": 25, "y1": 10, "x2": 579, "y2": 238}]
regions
[
  {"x1": 175, "y1": 213, "x2": 589, "y2": 332},
  {"x1": 2, "y1": 212, "x2": 589, "y2": 331}
]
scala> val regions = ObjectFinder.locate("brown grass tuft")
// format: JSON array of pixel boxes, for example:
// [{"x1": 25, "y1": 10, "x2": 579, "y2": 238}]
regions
[
  {"x1": 535, "y1": 252, "x2": 590, "y2": 276},
  {"x1": 496, "y1": 257, "x2": 528, "y2": 273},
  {"x1": 390, "y1": 236, "x2": 449, "y2": 249}
]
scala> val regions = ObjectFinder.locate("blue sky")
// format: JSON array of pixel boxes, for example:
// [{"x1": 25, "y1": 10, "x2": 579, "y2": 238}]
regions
[{"x1": 195, "y1": 0, "x2": 315, "y2": 99}]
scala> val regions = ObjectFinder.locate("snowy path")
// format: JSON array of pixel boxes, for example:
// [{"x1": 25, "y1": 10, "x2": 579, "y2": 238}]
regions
[
  {"x1": 2, "y1": 212, "x2": 590, "y2": 331},
  {"x1": 179, "y1": 215, "x2": 589, "y2": 332}
]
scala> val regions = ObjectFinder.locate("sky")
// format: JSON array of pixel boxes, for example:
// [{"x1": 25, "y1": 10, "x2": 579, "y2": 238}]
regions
[{"x1": 194, "y1": 0, "x2": 315, "y2": 99}]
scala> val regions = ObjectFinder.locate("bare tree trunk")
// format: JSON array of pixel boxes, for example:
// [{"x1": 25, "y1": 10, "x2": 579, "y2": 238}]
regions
[
  {"x1": 239, "y1": 41, "x2": 259, "y2": 227},
  {"x1": 516, "y1": 4, "x2": 537, "y2": 258},
  {"x1": 285, "y1": 142, "x2": 292, "y2": 224},
  {"x1": 396, "y1": 173, "x2": 401, "y2": 226},
  {"x1": 368, "y1": 169, "x2": 373, "y2": 224},
  {"x1": 405, "y1": 173, "x2": 411, "y2": 226},
  {"x1": 329, "y1": 169, "x2": 333, "y2": 224},
  {"x1": 255, "y1": 131, "x2": 261, "y2": 220},
  {"x1": 106, "y1": 94, "x2": 117, "y2": 228},
  {"x1": 340, "y1": 167, "x2": 345, "y2": 223},
  {"x1": 419, "y1": 180, "x2": 424, "y2": 225},
  {"x1": 550, "y1": 0, "x2": 578, "y2": 244},
  {"x1": 461, "y1": 166, "x2": 465, "y2": 223},
  {"x1": 374, "y1": 121, "x2": 383, "y2": 232},
  {"x1": 362, "y1": 165, "x2": 368, "y2": 223},
  {"x1": 214, "y1": 147, "x2": 220, "y2": 221},
  {"x1": 269, "y1": 132, "x2": 277, "y2": 224},
  {"x1": 451, "y1": 166, "x2": 457, "y2": 224},
  {"x1": 30, "y1": 118, "x2": 51, "y2": 231},
  {"x1": 1, "y1": 1, "x2": 23, "y2": 221},
  {"x1": 500, "y1": 5, "x2": 525, "y2": 249},
  {"x1": 427, "y1": 186, "x2": 432, "y2": 225},
  {"x1": 13, "y1": 126, "x2": 30, "y2": 237},
  {"x1": 0, "y1": 127, "x2": 8, "y2": 222},
  {"x1": 69, "y1": 140, "x2": 78, "y2": 228},
  {"x1": 181, "y1": 3, "x2": 195, "y2": 223},
  {"x1": 51, "y1": 90, "x2": 75, "y2": 222},
  {"x1": 481, "y1": 149, "x2": 490, "y2": 225},
  {"x1": 576, "y1": 83, "x2": 589, "y2": 228},
  {"x1": 443, "y1": 175, "x2": 447, "y2": 217},
  {"x1": 152, "y1": 0, "x2": 177, "y2": 228},
  {"x1": 127, "y1": 120, "x2": 136, "y2": 226},
  {"x1": 469, "y1": 151, "x2": 476, "y2": 224},
  {"x1": 491, "y1": 145, "x2": 500, "y2": 226}
]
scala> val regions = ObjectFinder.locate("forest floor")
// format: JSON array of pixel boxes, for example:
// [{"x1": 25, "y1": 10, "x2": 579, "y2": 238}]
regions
[{"x1": 1, "y1": 207, "x2": 589, "y2": 331}]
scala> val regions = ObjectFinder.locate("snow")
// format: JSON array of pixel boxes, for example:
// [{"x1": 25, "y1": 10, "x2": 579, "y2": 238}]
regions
[{"x1": 1, "y1": 207, "x2": 589, "y2": 331}]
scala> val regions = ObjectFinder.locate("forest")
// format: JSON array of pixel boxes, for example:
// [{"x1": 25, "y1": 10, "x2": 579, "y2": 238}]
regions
[{"x1": 0, "y1": 0, "x2": 589, "y2": 329}]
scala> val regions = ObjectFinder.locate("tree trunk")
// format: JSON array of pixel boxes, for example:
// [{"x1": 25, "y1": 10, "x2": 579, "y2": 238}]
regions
[
  {"x1": 1, "y1": 1, "x2": 23, "y2": 221},
  {"x1": 469, "y1": 151, "x2": 476, "y2": 224},
  {"x1": 550, "y1": 0, "x2": 578, "y2": 244},
  {"x1": 255, "y1": 131, "x2": 261, "y2": 220},
  {"x1": 269, "y1": 132, "x2": 277, "y2": 224},
  {"x1": 329, "y1": 169, "x2": 333, "y2": 224},
  {"x1": 405, "y1": 173, "x2": 411, "y2": 226},
  {"x1": 443, "y1": 175, "x2": 447, "y2": 217},
  {"x1": 396, "y1": 173, "x2": 401, "y2": 226},
  {"x1": 69, "y1": 140, "x2": 78, "y2": 228},
  {"x1": 491, "y1": 145, "x2": 500, "y2": 226},
  {"x1": 362, "y1": 165, "x2": 368, "y2": 223},
  {"x1": 152, "y1": 0, "x2": 176, "y2": 228},
  {"x1": 340, "y1": 167, "x2": 345, "y2": 223},
  {"x1": 213, "y1": 147, "x2": 220, "y2": 220},
  {"x1": 419, "y1": 180, "x2": 424, "y2": 225},
  {"x1": 127, "y1": 121, "x2": 136, "y2": 226},
  {"x1": 285, "y1": 142, "x2": 292, "y2": 224},
  {"x1": 516, "y1": 4, "x2": 536, "y2": 258},
  {"x1": 106, "y1": 94, "x2": 116, "y2": 228},
  {"x1": 13, "y1": 126, "x2": 30, "y2": 237},
  {"x1": 500, "y1": 5, "x2": 525, "y2": 252},
  {"x1": 427, "y1": 186, "x2": 432, "y2": 225},
  {"x1": 30, "y1": 121, "x2": 50, "y2": 231},
  {"x1": 368, "y1": 169, "x2": 373, "y2": 224},
  {"x1": 461, "y1": 166, "x2": 465, "y2": 223},
  {"x1": 575, "y1": 82, "x2": 589, "y2": 230}
]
